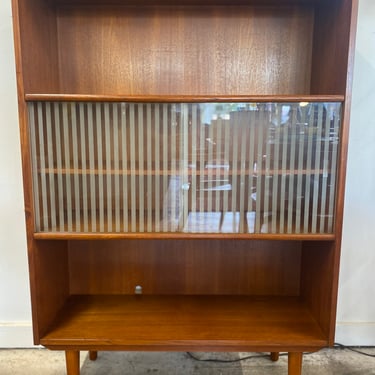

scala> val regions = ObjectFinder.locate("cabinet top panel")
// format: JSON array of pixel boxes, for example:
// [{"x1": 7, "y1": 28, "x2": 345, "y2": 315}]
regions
[{"x1": 50, "y1": 0, "x2": 326, "y2": 5}]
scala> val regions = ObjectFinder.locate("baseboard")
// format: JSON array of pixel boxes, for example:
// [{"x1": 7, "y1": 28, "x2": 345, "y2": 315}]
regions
[
  {"x1": 0, "y1": 322, "x2": 34, "y2": 348},
  {"x1": 335, "y1": 322, "x2": 375, "y2": 346}
]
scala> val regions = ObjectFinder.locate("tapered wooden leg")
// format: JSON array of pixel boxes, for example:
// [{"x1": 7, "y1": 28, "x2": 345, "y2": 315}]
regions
[
  {"x1": 270, "y1": 352, "x2": 279, "y2": 361},
  {"x1": 288, "y1": 352, "x2": 303, "y2": 375},
  {"x1": 65, "y1": 350, "x2": 80, "y2": 375},
  {"x1": 89, "y1": 351, "x2": 98, "y2": 361}
]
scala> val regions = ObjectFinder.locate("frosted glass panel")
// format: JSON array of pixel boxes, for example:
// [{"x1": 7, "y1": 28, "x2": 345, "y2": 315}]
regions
[{"x1": 28, "y1": 101, "x2": 341, "y2": 234}]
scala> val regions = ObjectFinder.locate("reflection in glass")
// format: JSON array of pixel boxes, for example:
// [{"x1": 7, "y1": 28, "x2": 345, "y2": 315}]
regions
[{"x1": 28, "y1": 101, "x2": 341, "y2": 234}]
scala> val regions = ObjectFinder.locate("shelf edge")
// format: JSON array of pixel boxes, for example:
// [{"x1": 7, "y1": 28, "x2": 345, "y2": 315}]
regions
[
  {"x1": 33, "y1": 232, "x2": 336, "y2": 241},
  {"x1": 25, "y1": 94, "x2": 345, "y2": 103}
]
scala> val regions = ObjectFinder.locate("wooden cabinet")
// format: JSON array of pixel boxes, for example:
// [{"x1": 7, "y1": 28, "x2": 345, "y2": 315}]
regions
[{"x1": 11, "y1": 1, "x2": 358, "y2": 374}]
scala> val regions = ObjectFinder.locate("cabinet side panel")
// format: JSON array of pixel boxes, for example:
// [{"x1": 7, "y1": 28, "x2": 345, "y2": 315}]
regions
[
  {"x1": 307, "y1": 0, "x2": 358, "y2": 344},
  {"x1": 32, "y1": 240, "x2": 70, "y2": 342},
  {"x1": 68, "y1": 239, "x2": 301, "y2": 296},
  {"x1": 310, "y1": 0, "x2": 357, "y2": 95},
  {"x1": 300, "y1": 241, "x2": 336, "y2": 340},
  {"x1": 332, "y1": 0, "x2": 359, "y2": 239},
  {"x1": 57, "y1": 6, "x2": 313, "y2": 96},
  {"x1": 17, "y1": 0, "x2": 59, "y2": 94},
  {"x1": 12, "y1": 0, "x2": 66, "y2": 343}
]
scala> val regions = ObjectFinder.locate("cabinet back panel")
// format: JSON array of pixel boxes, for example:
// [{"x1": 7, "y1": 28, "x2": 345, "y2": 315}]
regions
[
  {"x1": 310, "y1": 0, "x2": 357, "y2": 95},
  {"x1": 68, "y1": 239, "x2": 301, "y2": 295},
  {"x1": 56, "y1": 6, "x2": 313, "y2": 96},
  {"x1": 16, "y1": 0, "x2": 59, "y2": 94}
]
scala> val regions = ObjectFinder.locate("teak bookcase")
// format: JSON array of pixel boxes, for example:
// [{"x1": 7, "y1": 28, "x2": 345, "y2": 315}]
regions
[{"x1": 11, "y1": 0, "x2": 358, "y2": 374}]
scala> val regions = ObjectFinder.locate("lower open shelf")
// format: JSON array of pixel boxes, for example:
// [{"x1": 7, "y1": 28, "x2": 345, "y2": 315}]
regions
[{"x1": 41, "y1": 295, "x2": 327, "y2": 352}]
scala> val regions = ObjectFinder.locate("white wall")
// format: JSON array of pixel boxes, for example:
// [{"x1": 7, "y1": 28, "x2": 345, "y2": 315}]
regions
[
  {"x1": 336, "y1": 0, "x2": 375, "y2": 346},
  {"x1": 0, "y1": 0, "x2": 374, "y2": 348},
  {"x1": 0, "y1": 1, "x2": 33, "y2": 347}
]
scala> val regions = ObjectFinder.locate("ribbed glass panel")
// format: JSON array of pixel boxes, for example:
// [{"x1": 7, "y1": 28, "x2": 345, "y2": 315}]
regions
[{"x1": 28, "y1": 101, "x2": 341, "y2": 234}]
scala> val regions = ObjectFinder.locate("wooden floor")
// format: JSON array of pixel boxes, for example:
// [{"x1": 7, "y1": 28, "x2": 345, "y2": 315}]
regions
[{"x1": 41, "y1": 295, "x2": 326, "y2": 352}]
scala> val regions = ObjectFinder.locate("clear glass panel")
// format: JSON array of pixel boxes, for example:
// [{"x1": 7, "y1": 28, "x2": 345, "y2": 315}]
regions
[{"x1": 28, "y1": 101, "x2": 341, "y2": 234}]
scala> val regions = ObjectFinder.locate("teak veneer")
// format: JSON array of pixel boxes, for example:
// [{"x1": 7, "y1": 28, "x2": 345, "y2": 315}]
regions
[
  {"x1": 11, "y1": 0, "x2": 358, "y2": 374},
  {"x1": 40, "y1": 295, "x2": 326, "y2": 351}
]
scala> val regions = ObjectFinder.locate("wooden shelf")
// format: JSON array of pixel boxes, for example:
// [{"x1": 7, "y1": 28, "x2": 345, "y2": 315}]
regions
[
  {"x1": 25, "y1": 94, "x2": 345, "y2": 103},
  {"x1": 34, "y1": 231, "x2": 335, "y2": 241},
  {"x1": 41, "y1": 295, "x2": 327, "y2": 352}
]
